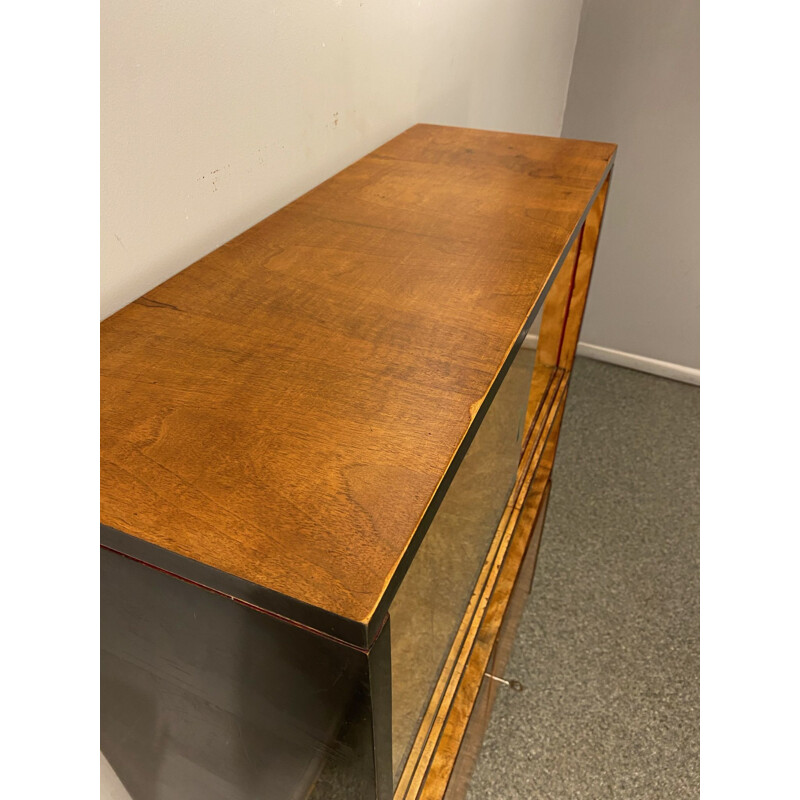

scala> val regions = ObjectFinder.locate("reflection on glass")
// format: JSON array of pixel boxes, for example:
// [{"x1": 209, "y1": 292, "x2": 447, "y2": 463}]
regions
[{"x1": 389, "y1": 342, "x2": 538, "y2": 783}]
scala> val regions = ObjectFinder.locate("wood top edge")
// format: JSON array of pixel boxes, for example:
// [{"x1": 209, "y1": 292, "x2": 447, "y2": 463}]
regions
[{"x1": 100, "y1": 124, "x2": 616, "y2": 643}]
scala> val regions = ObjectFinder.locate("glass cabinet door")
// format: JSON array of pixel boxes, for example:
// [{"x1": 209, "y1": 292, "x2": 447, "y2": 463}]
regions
[{"x1": 388, "y1": 334, "x2": 539, "y2": 785}]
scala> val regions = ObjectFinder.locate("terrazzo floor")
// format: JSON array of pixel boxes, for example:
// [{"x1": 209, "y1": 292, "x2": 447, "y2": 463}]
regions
[{"x1": 465, "y1": 356, "x2": 699, "y2": 799}]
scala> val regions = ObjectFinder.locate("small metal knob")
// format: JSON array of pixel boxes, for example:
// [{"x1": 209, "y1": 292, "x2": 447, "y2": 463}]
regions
[{"x1": 484, "y1": 672, "x2": 525, "y2": 692}]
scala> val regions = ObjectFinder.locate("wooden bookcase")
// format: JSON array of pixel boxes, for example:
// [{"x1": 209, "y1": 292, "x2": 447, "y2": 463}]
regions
[{"x1": 100, "y1": 124, "x2": 615, "y2": 800}]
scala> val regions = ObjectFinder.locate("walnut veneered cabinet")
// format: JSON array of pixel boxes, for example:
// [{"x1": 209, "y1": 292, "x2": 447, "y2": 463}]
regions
[{"x1": 100, "y1": 124, "x2": 616, "y2": 800}]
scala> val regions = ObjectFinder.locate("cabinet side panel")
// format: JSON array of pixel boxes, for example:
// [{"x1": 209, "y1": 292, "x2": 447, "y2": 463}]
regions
[{"x1": 100, "y1": 548, "x2": 378, "y2": 800}]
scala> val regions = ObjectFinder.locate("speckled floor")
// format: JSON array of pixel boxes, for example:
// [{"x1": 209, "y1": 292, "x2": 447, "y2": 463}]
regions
[{"x1": 466, "y1": 357, "x2": 699, "y2": 800}]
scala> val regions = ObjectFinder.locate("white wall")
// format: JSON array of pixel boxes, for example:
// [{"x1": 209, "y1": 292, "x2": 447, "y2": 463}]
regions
[
  {"x1": 101, "y1": 0, "x2": 583, "y2": 320},
  {"x1": 561, "y1": 0, "x2": 700, "y2": 373}
]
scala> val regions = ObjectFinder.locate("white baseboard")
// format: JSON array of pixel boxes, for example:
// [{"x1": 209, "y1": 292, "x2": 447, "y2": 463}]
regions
[{"x1": 521, "y1": 334, "x2": 700, "y2": 386}]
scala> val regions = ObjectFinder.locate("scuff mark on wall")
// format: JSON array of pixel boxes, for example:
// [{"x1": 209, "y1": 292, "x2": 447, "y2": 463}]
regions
[
  {"x1": 101, "y1": 0, "x2": 585, "y2": 320},
  {"x1": 197, "y1": 164, "x2": 231, "y2": 193}
]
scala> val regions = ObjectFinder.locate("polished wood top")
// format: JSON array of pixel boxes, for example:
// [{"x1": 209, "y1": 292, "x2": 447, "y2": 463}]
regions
[{"x1": 101, "y1": 124, "x2": 615, "y2": 644}]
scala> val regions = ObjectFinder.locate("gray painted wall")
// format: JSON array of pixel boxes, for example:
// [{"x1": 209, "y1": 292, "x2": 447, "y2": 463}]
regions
[{"x1": 561, "y1": 0, "x2": 699, "y2": 371}]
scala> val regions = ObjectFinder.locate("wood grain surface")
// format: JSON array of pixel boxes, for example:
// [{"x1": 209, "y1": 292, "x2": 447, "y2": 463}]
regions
[{"x1": 101, "y1": 123, "x2": 616, "y2": 642}]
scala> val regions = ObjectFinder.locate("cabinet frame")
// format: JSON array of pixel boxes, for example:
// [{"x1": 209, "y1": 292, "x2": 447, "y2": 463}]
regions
[{"x1": 100, "y1": 126, "x2": 615, "y2": 800}]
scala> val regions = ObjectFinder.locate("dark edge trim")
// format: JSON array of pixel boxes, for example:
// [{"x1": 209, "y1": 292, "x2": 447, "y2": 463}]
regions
[
  {"x1": 364, "y1": 152, "x2": 616, "y2": 645},
  {"x1": 99, "y1": 151, "x2": 616, "y2": 651},
  {"x1": 368, "y1": 616, "x2": 394, "y2": 800},
  {"x1": 100, "y1": 525, "x2": 371, "y2": 648}
]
